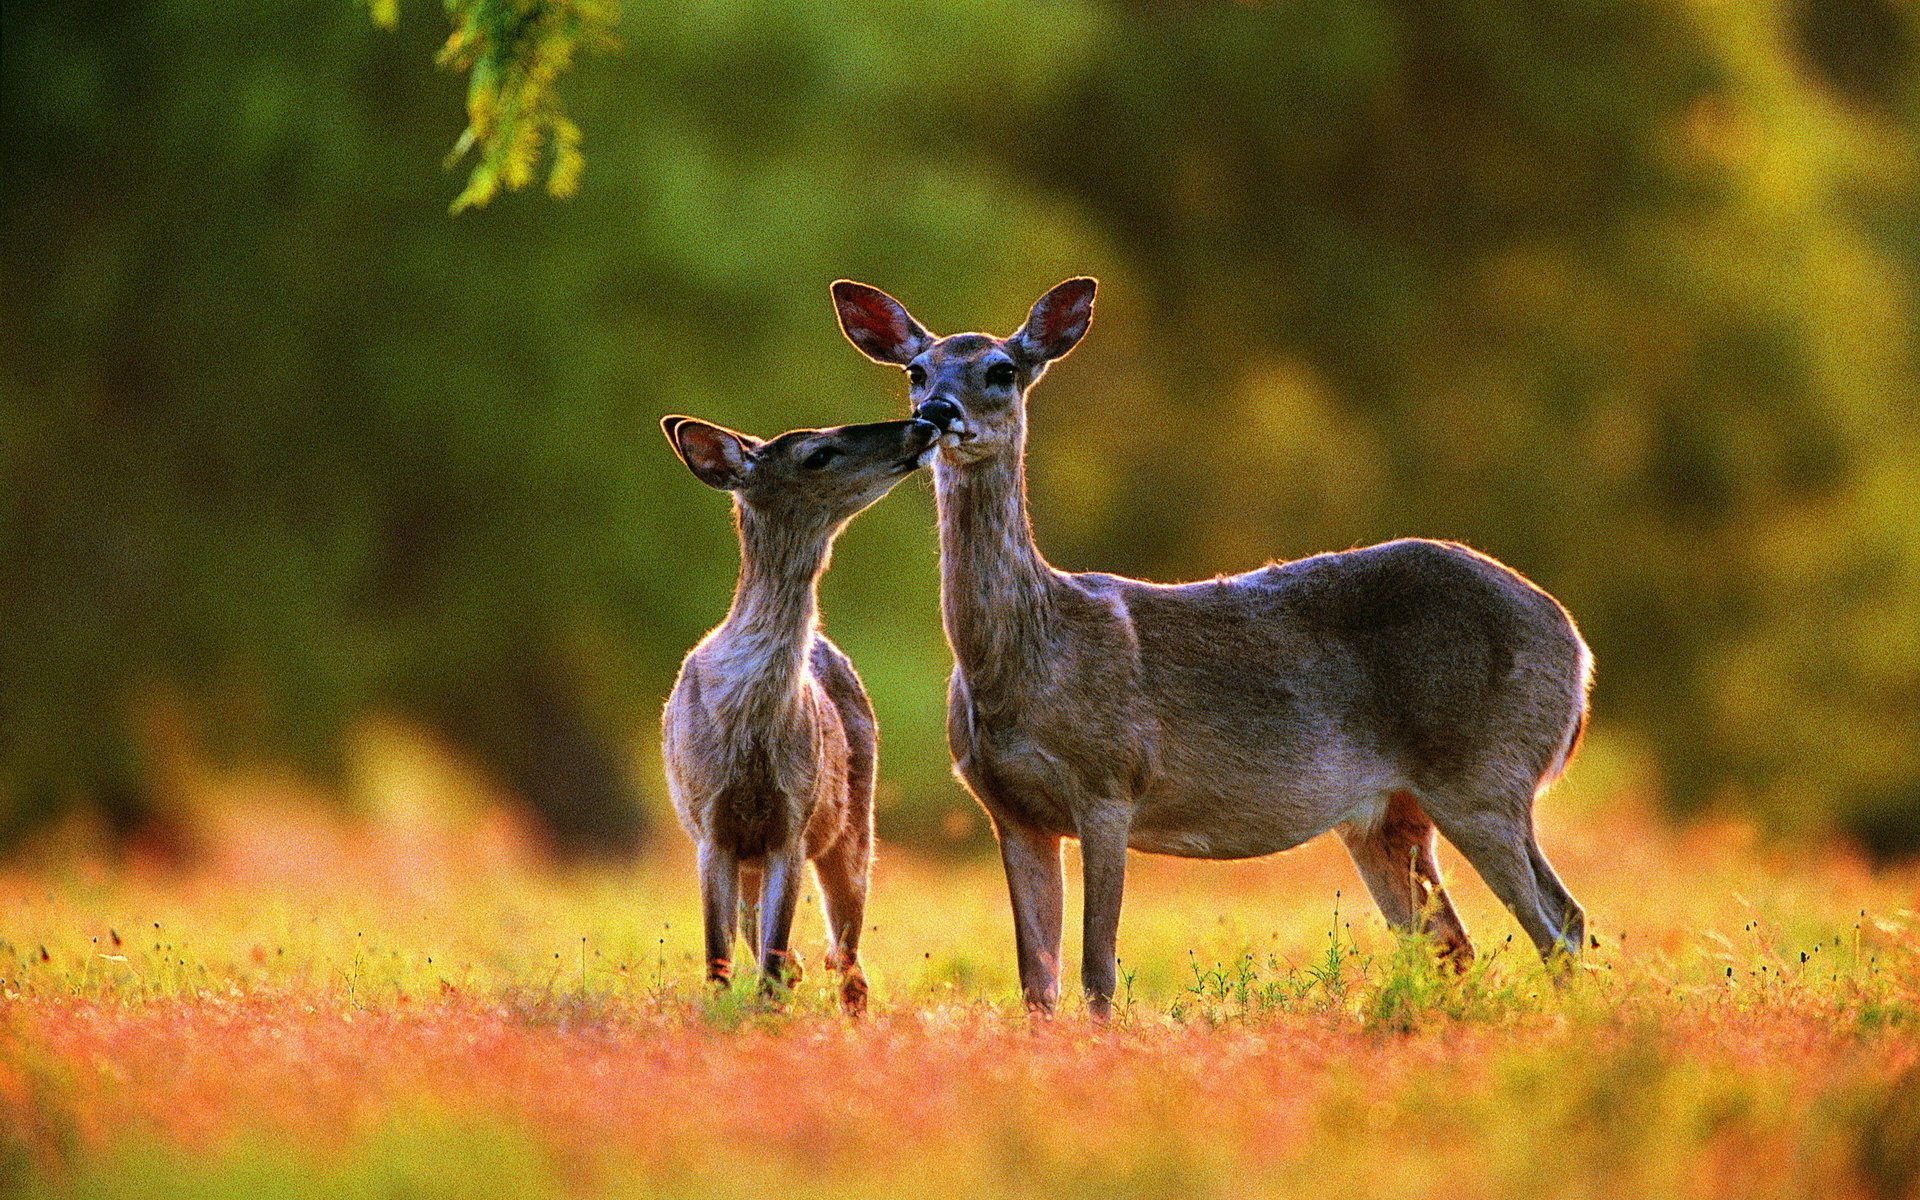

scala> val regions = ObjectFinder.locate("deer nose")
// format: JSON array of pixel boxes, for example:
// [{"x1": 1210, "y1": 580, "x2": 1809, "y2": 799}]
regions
[{"x1": 914, "y1": 398, "x2": 963, "y2": 431}]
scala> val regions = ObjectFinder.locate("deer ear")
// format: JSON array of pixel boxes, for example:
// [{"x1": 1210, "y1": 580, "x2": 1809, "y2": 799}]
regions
[
  {"x1": 1009, "y1": 277, "x2": 1096, "y2": 365},
  {"x1": 832, "y1": 280, "x2": 933, "y2": 365},
  {"x1": 664, "y1": 416, "x2": 757, "y2": 491}
]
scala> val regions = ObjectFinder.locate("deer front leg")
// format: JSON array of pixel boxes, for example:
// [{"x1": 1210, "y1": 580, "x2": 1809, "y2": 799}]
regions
[
  {"x1": 757, "y1": 845, "x2": 807, "y2": 995},
  {"x1": 1078, "y1": 809, "x2": 1129, "y2": 1021},
  {"x1": 697, "y1": 841, "x2": 739, "y2": 987},
  {"x1": 995, "y1": 819, "x2": 1064, "y2": 1015},
  {"x1": 814, "y1": 830, "x2": 873, "y2": 1016}
]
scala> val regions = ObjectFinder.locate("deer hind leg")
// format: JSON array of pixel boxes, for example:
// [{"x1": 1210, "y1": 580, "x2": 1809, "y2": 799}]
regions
[
  {"x1": 994, "y1": 819, "x2": 1065, "y2": 1015},
  {"x1": 1427, "y1": 800, "x2": 1583, "y2": 963},
  {"x1": 813, "y1": 832, "x2": 873, "y2": 1015},
  {"x1": 1528, "y1": 840, "x2": 1586, "y2": 953},
  {"x1": 1338, "y1": 791, "x2": 1473, "y2": 969}
]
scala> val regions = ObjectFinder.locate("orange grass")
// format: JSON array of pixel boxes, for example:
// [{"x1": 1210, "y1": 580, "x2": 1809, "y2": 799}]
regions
[{"x1": 2, "y1": 794, "x2": 1918, "y2": 1199}]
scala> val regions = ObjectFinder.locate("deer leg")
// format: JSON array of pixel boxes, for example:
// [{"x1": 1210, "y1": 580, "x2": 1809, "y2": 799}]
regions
[
  {"x1": 1078, "y1": 811, "x2": 1129, "y2": 1021},
  {"x1": 737, "y1": 861, "x2": 764, "y2": 956},
  {"x1": 995, "y1": 819, "x2": 1064, "y2": 1015},
  {"x1": 1337, "y1": 791, "x2": 1473, "y2": 968},
  {"x1": 757, "y1": 846, "x2": 807, "y2": 995},
  {"x1": 813, "y1": 832, "x2": 873, "y2": 1015},
  {"x1": 1429, "y1": 805, "x2": 1581, "y2": 962},
  {"x1": 697, "y1": 841, "x2": 739, "y2": 987},
  {"x1": 1528, "y1": 840, "x2": 1587, "y2": 953}
]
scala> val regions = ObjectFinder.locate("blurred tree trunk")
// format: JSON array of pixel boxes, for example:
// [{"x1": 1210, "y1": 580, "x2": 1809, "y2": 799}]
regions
[
  {"x1": 97, "y1": 780, "x2": 198, "y2": 866},
  {"x1": 432, "y1": 661, "x2": 648, "y2": 863}
]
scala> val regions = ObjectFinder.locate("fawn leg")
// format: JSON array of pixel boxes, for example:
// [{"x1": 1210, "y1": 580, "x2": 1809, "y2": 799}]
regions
[
  {"x1": 995, "y1": 820, "x2": 1064, "y2": 1015},
  {"x1": 1338, "y1": 791, "x2": 1473, "y2": 968},
  {"x1": 757, "y1": 846, "x2": 807, "y2": 993},
  {"x1": 813, "y1": 833, "x2": 873, "y2": 1015},
  {"x1": 1078, "y1": 810, "x2": 1129, "y2": 1020},
  {"x1": 697, "y1": 841, "x2": 739, "y2": 986}
]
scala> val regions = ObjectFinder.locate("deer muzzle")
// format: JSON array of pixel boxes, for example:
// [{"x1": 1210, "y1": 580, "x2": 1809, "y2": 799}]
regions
[
  {"x1": 913, "y1": 398, "x2": 974, "y2": 447},
  {"x1": 898, "y1": 418, "x2": 941, "y2": 469},
  {"x1": 913, "y1": 397, "x2": 964, "y2": 431}
]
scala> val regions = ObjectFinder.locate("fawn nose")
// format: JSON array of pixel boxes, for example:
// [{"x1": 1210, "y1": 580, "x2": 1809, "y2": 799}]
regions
[{"x1": 914, "y1": 398, "x2": 963, "y2": 431}]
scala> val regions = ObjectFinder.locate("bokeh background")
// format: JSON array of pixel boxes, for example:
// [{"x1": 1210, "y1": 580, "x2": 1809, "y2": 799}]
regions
[{"x1": 4, "y1": 0, "x2": 1917, "y2": 864}]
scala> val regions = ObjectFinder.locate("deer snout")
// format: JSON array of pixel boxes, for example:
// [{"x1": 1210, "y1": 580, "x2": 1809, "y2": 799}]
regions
[
  {"x1": 913, "y1": 397, "x2": 964, "y2": 431},
  {"x1": 905, "y1": 418, "x2": 940, "y2": 448}
]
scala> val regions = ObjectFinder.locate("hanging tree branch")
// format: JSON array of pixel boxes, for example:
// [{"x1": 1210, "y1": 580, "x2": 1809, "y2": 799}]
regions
[{"x1": 366, "y1": 0, "x2": 620, "y2": 213}]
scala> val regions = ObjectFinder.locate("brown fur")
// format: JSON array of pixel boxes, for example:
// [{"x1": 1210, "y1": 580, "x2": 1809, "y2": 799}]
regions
[
  {"x1": 834, "y1": 278, "x2": 1593, "y2": 1017},
  {"x1": 660, "y1": 414, "x2": 937, "y2": 1013}
]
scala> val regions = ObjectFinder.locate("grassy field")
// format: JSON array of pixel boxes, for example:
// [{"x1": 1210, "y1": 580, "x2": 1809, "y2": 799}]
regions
[{"x1": 3, "y1": 784, "x2": 1918, "y2": 1200}]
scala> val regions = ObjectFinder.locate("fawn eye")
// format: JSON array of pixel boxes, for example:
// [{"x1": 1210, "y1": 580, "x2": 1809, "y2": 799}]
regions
[
  {"x1": 802, "y1": 446, "x2": 840, "y2": 471},
  {"x1": 907, "y1": 364, "x2": 927, "y2": 388},
  {"x1": 985, "y1": 362, "x2": 1016, "y2": 387}
]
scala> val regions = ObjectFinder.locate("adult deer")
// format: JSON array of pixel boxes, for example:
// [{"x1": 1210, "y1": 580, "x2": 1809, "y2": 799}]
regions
[
  {"x1": 833, "y1": 278, "x2": 1591, "y2": 1018},
  {"x1": 661, "y1": 413, "x2": 940, "y2": 1014}
]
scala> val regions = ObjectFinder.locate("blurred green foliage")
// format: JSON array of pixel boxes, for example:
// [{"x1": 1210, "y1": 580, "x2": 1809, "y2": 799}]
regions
[{"x1": 1, "y1": 0, "x2": 1916, "y2": 857}]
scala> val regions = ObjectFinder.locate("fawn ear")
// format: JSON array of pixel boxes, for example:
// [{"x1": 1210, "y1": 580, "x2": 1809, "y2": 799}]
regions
[
  {"x1": 1009, "y1": 277, "x2": 1096, "y2": 365},
  {"x1": 664, "y1": 415, "x2": 758, "y2": 490},
  {"x1": 832, "y1": 280, "x2": 933, "y2": 365}
]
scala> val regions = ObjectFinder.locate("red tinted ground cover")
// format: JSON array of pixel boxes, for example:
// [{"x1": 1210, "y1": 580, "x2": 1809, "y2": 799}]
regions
[{"x1": 2, "y1": 797, "x2": 1917, "y2": 1198}]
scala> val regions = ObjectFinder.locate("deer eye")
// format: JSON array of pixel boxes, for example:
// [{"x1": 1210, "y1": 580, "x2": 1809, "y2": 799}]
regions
[
  {"x1": 802, "y1": 446, "x2": 840, "y2": 471},
  {"x1": 985, "y1": 362, "x2": 1016, "y2": 387},
  {"x1": 907, "y1": 364, "x2": 927, "y2": 388}
]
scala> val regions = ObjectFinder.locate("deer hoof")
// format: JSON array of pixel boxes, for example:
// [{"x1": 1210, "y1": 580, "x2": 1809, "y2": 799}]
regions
[
  {"x1": 761, "y1": 949, "x2": 804, "y2": 992},
  {"x1": 839, "y1": 968, "x2": 869, "y2": 1017}
]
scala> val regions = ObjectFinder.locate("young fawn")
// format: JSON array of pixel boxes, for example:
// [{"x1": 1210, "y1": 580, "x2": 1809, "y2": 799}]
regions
[
  {"x1": 833, "y1": 278, "x2": 1592, "y2": 1018},
  {"x1": 660, "y1": 413, "x2": 940, "y2": 1013}
]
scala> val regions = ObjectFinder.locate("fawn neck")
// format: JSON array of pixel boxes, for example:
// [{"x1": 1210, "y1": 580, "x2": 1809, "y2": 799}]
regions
[
  {"x1": 933, "y1": 436, "x2": 1058, "y2": 687},
  {"x1": 709, "y1": 506, "x2": 832, "y2": 722}
]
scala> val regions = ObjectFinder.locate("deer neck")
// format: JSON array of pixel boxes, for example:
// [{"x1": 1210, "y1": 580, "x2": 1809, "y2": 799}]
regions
[
  {"x1": 707, "y1": 506, "x2": 831, "y2": 725},
  {"x1": 933, "y1": 434, "x2": 1058, "y2": 687}
]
